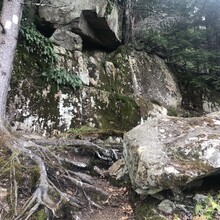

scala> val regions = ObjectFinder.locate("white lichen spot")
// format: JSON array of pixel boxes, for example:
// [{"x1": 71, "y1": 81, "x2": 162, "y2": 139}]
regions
[
  {"x1": 81, "y1": 90, "x2": 87, "y2": 99},
  {"x1": 42, "y1": 85, "x2": 51, "y2": 98},
  {"x1": 201, "y1": 139, "x2": 220, "y2": 167},
  {"x1": 58, "y1": 94, "x2": 74, "y2": 130},
  {"x1": 73, "y1": 97, "x2": 79, "y2": 102},
  {"x1": 213, "y1": 119, "x2": 220, "y2": 125},
  {"x1": 90, "y1": 96, "x2": 95, "y2": 108},
  {"x1": 5, "y1": 20, "x2": 12, "y2": 29},
  {"x1": 89, "y1": 122, "x2": 95, "y2": 127},
  {"x1": 54, "y1": 90, "x2": 62, "y2": 99},
  {"x1": 12, "y1": 15, "x2": 18, "y2": 24},
  {"x1": 188, "y1": 137, "x2": 198, "y2": 141},
  {"x1": 184, "y1": 148, "x2": 192, "y2": 155},
  {"x1": 164, "y1": 166, "x2": 179, "y2": 174},
  {"x1": 160, "y1": 129, "x2": 166, "y2": 134},
  {"x1": 204, "y1": 147, "x2": 215, "y2": 159}
]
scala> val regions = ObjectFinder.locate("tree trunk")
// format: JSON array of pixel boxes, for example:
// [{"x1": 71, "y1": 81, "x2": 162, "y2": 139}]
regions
[
  {"x1": 122, "y1": 0, "x2": 135, "y2": 44},
  {"x1": 0, "y1": 0, "x2": 23, "y2": 121},
  {"x1": 122, "y1": 0, "x2": 131, "y2": 44}
]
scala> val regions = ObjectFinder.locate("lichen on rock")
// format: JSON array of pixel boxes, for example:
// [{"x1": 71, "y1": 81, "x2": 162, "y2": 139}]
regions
[{"x1": 123, "y1": 112, "x2": 220, "y2": 195}]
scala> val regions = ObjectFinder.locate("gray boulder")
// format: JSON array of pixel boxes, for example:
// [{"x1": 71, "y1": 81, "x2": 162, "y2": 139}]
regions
[
  {"x1": 129, "y1": 52, "x2": 182, "y2": 108},
  {"x1": 158, "y1": 199, "x2": 176, "y2": 215},
  {"x1": 123, "y1": 112, "x2": 220, "y2": 195},
  {"x1": 50, "y1": 29, "x2": 82, "y2": 51},
  {"x1": 109, "y1": 158, "x2": 128, "y2": 180}
]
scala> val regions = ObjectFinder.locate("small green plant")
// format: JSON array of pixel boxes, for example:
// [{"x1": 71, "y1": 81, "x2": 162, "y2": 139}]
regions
[
  {"x1": 19, "y1": 24, "x2": 57, "y2": 65},
  {"x1": 167, "y1": 107, "x2": 178, "y2": 117},
  {"x1": 35, "y1": 209, "x2": 47, "y2": 220},
  {"x1": 42, "y1": 68, "x2": 82, "y2": 90},
  {"x1": 195, "y1": 194, "x2": 220, "y2": 220},
  {"x1": 19, "y1": 24, "x2": 82, "y2": 90}
]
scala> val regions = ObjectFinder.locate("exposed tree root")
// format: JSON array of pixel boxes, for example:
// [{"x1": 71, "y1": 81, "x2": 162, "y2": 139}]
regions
[
  {"x1": 33, "y1": 138, "x2": 119, "y2": 161},
  {"x1": 0, "y1": 126, "x2": 114, "y2": 219}
]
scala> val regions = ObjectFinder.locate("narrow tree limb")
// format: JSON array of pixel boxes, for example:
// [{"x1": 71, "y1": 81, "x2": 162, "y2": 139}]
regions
[
  {"x1": 23, "y1": 203, "x2": 40, "y2": 220},
  {"x1": 50, "y1": 152, "x2": 88, "y2": 168},
  {"x1": 12, "y1": 165, "x2": 18, "y2": 217},
  {"x1": 82, "y1": 189, "x2": 103, "y2": 210},
  {"x1": 48, "y1": 179, "x2": 82, "y2": 207},
  {"x1": 63, "y1": 175, "x2": 109, "y2": 198},
  {"x1": 33, "y1": 138, "x2": 117, "y2": 161},
  {"x1": 68, "y1": 171, "x2": 94, "y2": 185}
]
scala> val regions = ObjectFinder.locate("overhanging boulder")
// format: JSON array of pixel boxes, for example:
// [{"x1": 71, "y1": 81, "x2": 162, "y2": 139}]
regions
[
  {"x1": 71, "y1": 10, "x2": 120, "y2": 50},
  {"x1": 39, "y1": 0, "x2": 121, "y2": 50},
  {"x1": 123, "y1": 112, "x2": 220, "y2": 195}
]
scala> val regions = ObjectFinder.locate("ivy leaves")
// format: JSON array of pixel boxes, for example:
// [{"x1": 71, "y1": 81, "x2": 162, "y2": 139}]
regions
[
  {"x1": 19, "y1": 24, "x2": 57, "y2": 65},
  {"x1": 19, "y1": 24, "x2": 82, "y2": 91},
  {"x1": 42, "y1": 68, "x2": 82, "y2": 91}
]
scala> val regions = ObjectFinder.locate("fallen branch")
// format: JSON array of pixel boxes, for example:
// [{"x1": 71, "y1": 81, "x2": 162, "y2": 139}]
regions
[{"x1": 33, "y1": 138, "x2": 119, "y2": 161}]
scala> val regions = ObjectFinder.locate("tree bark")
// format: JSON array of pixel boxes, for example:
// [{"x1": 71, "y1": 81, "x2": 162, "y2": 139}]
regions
[
  {"x1": 0, "y1": 0, "x2": 23, "y2": 121},
  {"x1": 122, "y1": 0, "x2": 135, "y2": 44}
]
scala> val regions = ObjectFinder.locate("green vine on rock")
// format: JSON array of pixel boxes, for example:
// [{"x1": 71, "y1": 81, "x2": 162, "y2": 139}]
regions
[
  {"x1": 42, "y1": 68, "x2": 82, "y2": 90},
  {"x1": 19, "y1": 24, "x2": 82, "y2": 91},
  {"x1": 19, "y1": 24, "x2": 57, "y2": 65}
]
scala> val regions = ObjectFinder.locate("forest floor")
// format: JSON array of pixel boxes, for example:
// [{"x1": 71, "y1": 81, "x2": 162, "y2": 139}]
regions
[
  {"x1": 1, "y1": 127, "x2": 215, "y2": 220},
  {"x1": 0, "y1": 127, "x2": 136, "y2": 220},
  {"x1": 82, "y1": 177, "x2": 134, "y2": 220},
  {"x1": 68, "y1": 129, "x2": 135, "y2": 220}
]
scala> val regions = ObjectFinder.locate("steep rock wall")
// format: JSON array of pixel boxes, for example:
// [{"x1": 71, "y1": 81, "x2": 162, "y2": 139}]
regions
[
  {"x1": 6, "y1": 0, "x2": 182, "y2": 134},
  {"x1": 7, "y1": 45, "x2": 181, "y2": 134}
]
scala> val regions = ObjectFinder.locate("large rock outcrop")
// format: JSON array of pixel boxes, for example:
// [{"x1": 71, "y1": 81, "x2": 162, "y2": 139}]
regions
[
  {"x1": 123, "y1": 112, "x2": 220, "y2": 195},
  {"x1": 8, "y1": 46, "x2": 181, "y2": 134},
  {"x1": 6, "y1": 0, "x2": 183, "y2": 134},
  {"x1": 39, "y1": 0, "x2": 121, "y2": 50},
  {"x1": 129, "y1": 51, "x2": 181, "y2": 107}
]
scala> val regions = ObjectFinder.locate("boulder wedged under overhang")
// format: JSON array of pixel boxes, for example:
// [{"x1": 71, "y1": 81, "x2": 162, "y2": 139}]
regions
[
  {"x1": 38, "y1": 0, "x2": 121, "y2": 51},
  {"x1": 71, "y1": 10, "x2": 121, "y2": 50}
]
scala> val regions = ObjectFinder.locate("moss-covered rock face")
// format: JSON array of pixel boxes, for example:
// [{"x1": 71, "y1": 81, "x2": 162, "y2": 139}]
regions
[
  {"x1": 99, "y1": 46, "x2": 134, "y2": 95},
  {"x1": 97, "y1": 92, "x2": 140, "y2": 130},
  {"x1": 8, "y1": 42, "x2": 182, "y2": 134},
  {"x1": 8, "y1": 47, "x2": 60, "y2": 133},
  {"x1": 7, "y1": 46, "x2": 140, "y2": 133}
]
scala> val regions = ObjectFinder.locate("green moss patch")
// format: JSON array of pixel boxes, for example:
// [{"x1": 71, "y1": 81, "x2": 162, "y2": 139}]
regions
[{"x1": 98, "y1": 93, "x2": 141, "y2": 131}]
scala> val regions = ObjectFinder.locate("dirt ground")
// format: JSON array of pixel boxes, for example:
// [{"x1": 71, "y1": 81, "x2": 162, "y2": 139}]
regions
[{"x1": 83, "y1": 177, "x2": 134, "y2": 220}]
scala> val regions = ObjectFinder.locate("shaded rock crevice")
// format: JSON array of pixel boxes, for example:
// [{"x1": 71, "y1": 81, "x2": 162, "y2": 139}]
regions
[{"x1": 71, "y1": 10, "x2": 121, "y2": 50}]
